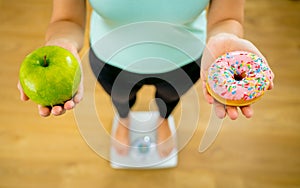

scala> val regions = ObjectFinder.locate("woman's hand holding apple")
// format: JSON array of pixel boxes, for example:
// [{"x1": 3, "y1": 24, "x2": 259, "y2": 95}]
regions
[{"x1": 18, "y1": 39, "x2": 84, "y2": 117}]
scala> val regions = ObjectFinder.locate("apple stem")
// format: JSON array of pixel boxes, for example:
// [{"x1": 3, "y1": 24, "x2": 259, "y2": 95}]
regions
[{"x1": 43, "y1": 55, "x2": 48, "y2": 67}]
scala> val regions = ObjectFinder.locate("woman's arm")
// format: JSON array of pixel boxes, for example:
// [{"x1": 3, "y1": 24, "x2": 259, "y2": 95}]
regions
[
  {"x1": 45, "y1": 0, "x2": 86, "y2": 51},
  {"x1": 207, "y1": 0, "x2": 244, "y2": 39},
  {"x1": 18, "y1": 0, "x2": 86, "y2": 117},
  {"x1": 201, "y1": 0, "x2": 274, "y2": 119}
]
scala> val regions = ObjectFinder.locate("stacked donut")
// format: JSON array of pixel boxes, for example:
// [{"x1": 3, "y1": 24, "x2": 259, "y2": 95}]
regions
[{"x1": 206, "y1": 51, "x2": 274, "y2": 106}]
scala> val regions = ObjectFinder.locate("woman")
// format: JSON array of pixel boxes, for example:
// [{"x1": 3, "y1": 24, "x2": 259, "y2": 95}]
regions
[{"x1": 18, "y1": 0, "x2": 274, "y2": 157}]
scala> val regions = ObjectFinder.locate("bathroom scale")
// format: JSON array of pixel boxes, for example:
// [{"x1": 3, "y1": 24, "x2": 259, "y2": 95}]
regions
[{"x1": 110, "y1": 111, "x2": 178, "y2": 169}]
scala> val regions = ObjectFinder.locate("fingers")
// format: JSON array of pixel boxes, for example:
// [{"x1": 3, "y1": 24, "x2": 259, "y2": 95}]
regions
[
  {"x1": 213, "y1": 101, "x2": 253, "y2": 120},
  {"x1": 38, "y1": 105, "x2": 51, "y2": 117},
  {"x1": 38, "y1": 105, "x2": 66, "y2": 117},
  {"x1": 268, "y1": 81, "x2": 274, "y2": 90},
  {"x1": 202, "y1": 77, "x2": 254, "y2": 120},
  {"x1": 213, "y1": 103, "x2": 239, "y2": 120},
  {"x1": 73, "y1": 81, "x2": 84, "y2": 104},
  {"x1": 64, "y1": 82, "x2": 84, "y2": 110},
  {"x1": 37, "y1": 98, "x2": 76, "y2": 117},
  {"x1": 225, "y1": 106, "x2": 239, "y2": 120},
  {"x1": 214, "y1": 102, "x2": 226, "y2": 119},
  {"x1": 32, "y1": 93, "x2": 81, "y2": 117},
  {"x1": 202, "y1": 79, "x2": 239, "y2": 119},
  {"x1": 20, "y1": 90, "x2": 29, "y2": 101},
  {"x1": 17, "y1": 82, "x2": 29, "y2": 101},
  {"x1": 64, "y1": 100, "x2": 75, "y2": 110},
  {"x1": 39, "y1": 99, "x2": 76, "y2": 117},
  {"x1": 19, "y1": 79, "x2": 83, "y2": 117},
  {"x1": 51, "y1": 106, "x2": 66, "y2": 116},
  {"x1": 240, "y1": 105, "x2": 253, "y2": 118},
  {"x1": 213, "y1": 102, "x2": 238, "y2": 120},
  {"x1": 202, "y1": 81, "x2": 214, "y2": 104}
]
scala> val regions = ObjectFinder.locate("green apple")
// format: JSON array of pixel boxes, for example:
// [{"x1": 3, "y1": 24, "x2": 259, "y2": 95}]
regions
[{"x1": 19, "y1": 46, "x2": 81, "y2": 107}]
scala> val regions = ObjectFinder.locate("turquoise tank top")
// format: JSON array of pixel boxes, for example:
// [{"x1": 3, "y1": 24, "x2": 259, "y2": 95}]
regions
[{"x1": 89, "y1": 0, "x2": 209, "y2": 73}]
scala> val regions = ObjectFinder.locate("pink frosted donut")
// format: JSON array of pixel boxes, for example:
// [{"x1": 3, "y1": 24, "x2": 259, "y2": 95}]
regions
[{"x1": 206, "y1": 51, "x2": 274, "y2": 106}]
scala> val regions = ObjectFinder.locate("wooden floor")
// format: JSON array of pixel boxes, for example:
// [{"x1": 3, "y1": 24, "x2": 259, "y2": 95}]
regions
[{"x1": 1, "y1": 0, "x2": 300, "y2": 187}]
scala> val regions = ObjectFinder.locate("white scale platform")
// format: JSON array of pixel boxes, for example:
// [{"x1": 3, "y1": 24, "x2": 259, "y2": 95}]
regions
[{"x1": 110, "y1": 111, "x2": 178, "y2": 169}]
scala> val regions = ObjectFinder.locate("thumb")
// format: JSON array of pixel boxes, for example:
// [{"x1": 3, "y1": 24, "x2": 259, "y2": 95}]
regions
[{"x1": 17, "y1": 81, "x2": 29, "y2": 101}]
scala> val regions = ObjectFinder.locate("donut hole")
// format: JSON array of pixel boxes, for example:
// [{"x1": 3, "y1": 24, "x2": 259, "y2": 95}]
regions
[{"x1": 234, "y1": 72, "x2": 246, "y2": 81}]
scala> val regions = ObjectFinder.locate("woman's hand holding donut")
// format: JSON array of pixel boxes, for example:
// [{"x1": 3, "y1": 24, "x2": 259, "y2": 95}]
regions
[
  {"x1": 17, "y1": 39, "x2": 84, "y2": 117},
  {"x1": 201, "y1": 33, "x2": 274, "y2": 120}
]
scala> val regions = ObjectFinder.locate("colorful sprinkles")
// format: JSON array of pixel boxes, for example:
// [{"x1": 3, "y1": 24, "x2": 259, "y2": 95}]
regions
[{"x1": 207, "y1": 51, "x2": 274, "y2": 101}]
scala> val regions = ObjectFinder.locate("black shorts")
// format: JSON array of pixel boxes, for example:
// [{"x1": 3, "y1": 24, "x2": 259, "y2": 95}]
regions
[{"x1": 89, "y1": 48, "x2": 201, "y2": 118}]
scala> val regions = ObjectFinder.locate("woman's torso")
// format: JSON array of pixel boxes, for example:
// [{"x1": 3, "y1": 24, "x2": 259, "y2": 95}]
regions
[{"x1": 89, "y1": 0, "x2": 210, "y2": 73}]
